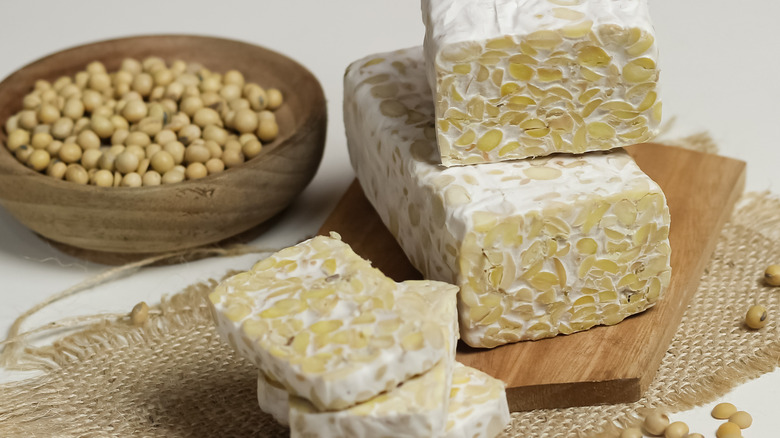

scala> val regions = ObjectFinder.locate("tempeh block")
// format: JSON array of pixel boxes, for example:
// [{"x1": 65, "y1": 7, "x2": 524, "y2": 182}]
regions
[
  {"x1": 209, "y1": 233, "x2": 459, "y2": 409},
  {"x1": 344, "y1": 47, "x2": 671, "y2": 348},
  {"x1": 422, "y1": 0, "x2": 661, "y2": 165}
]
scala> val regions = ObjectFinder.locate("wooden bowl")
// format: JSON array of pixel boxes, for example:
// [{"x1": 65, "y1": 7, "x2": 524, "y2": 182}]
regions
[{"x1": 0, "y1": 35, "x2": 326, "y2": 255}]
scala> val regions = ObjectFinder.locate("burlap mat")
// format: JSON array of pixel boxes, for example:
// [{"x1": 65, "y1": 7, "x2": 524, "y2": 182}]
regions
[{"x1": 2, "y1": 138, "x2": 779, "y2": 437}]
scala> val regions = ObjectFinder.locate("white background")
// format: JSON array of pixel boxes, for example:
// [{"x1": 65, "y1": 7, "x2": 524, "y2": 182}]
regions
[{"x1": 0, "y1": 1, "x2": 778, "y2": 436}]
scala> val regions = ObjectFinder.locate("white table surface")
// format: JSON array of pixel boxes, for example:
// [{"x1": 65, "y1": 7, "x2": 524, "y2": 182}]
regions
[{"x1": 1, "y1": 1, "x2": 778, "y2": 436}]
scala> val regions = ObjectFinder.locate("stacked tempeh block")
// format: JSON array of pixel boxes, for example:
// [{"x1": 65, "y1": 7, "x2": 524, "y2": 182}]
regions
[
  {"x1": 210, "y1": 234, "x2": 510, "y2": 437},
  {"x1": 345, "y1": 0, "x2": 671, "y2": 348},
  {"x1": 423, "y1": 0, "x2": 661, "y2": 165}
]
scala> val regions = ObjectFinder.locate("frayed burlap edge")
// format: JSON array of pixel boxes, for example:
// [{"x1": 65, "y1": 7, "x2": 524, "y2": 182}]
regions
[
  {"x1": 733, "y1": 191, "x2": 780, "y2": 241},
  {"x1": 0, "y1": 245, "x2": 275, "y2": 371},
  {"x1": 0, "y1": 280, "x2": 218, "y2": 376}
]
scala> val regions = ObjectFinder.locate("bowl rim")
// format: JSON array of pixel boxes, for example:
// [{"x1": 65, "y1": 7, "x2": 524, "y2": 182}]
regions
[{"x1": 0, "y1": 33, "x2": 327, "y2": 193}]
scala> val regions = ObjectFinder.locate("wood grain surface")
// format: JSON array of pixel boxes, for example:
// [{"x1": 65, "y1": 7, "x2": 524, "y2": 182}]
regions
[
  {"x1": 319, "y1": 144, "x2": 746, "y2": 411},
  {"x1": 0, "y1": 35, "x2": 326, "y2": 255}
]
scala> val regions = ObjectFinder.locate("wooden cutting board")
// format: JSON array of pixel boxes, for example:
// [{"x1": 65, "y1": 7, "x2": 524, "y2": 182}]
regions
[{"x1": 318, "y1": 144, "x2": 746, "y2": 411}]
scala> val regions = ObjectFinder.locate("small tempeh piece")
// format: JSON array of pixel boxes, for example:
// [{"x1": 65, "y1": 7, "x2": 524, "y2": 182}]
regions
[
  {"x1": 444, "y1": 363, "x2": 510, "y2": 438},
  {"x1": 259, "y1": 362, "x2": 509, "y2": 438},
  {"x1": 288, "y1": 352, "x2": 453, "y2": 438},
  {"x1": 257, "y1": 371, "x2": 291, "y2": 426},
  {"x1": 259, "y1": 363, "x2": 454, "y2": 436},
  {"x1": 422, "y1": 0, "x2": 661, "y2": 165},
  {"x1": 209, "y1": 233, "x2": 459, "y2": 410},
  {"x1": 264, "y1": 288, "x2": 459, "y2": 437},
  {"x1": 344, "y1": 47, "x2": 671, "y2": 348}
]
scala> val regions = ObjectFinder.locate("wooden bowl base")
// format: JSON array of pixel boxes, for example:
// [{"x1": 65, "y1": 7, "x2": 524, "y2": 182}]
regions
[{"x1": 40, "y1": 208, "x2": 289, "y2": 266}]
